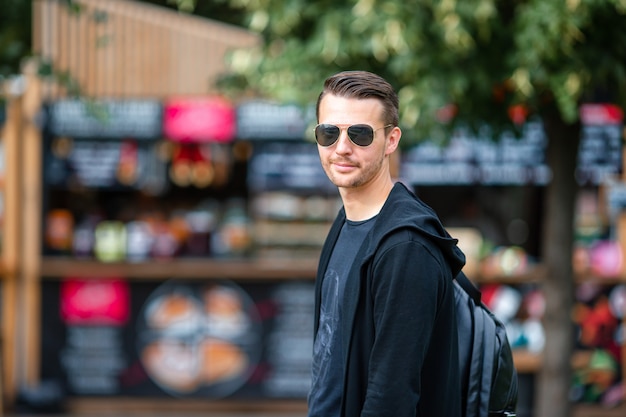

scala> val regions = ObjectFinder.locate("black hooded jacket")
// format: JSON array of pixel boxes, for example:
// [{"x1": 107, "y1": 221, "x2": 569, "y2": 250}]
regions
[{"x1": 313, "y1": 182, "x2": 465, "y2": 417}]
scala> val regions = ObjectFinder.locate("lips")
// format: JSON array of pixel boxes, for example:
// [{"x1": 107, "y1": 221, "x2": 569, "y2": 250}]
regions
[{"x1": 331, "y1": 160, "x2": 358, "y2": 172}]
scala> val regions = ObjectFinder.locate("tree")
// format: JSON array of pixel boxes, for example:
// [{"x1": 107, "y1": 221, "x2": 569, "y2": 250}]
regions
[
  {"x1": 0, "y1": 0, "x2": 32, "y2": 79},
  {"x1": 214, "y1": 1, "x2": 626, "y2": 417}
]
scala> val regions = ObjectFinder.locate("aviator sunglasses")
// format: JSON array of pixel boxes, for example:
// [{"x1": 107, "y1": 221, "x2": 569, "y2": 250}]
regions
[{"x1": 314, "y1": 123, "x2": 393, "y2": 147}]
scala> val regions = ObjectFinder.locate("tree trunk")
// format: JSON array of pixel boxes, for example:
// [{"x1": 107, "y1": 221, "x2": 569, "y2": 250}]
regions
[{"x1": 534, "y1": 112, "x2": 581, "y2": 417}]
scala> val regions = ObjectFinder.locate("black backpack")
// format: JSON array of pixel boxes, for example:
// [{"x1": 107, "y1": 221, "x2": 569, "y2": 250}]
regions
[{"x1": 454, "y1": 271, "x2": 519, "y2": 417}]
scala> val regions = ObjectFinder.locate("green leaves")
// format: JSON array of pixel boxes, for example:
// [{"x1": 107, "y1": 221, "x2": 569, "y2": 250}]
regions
[
  {"x1": 0, "y1": 0, "x2": 31, "y2": 78},
  {"x1": 216, "y1": 0, "x2": 626, "y2": 144}
]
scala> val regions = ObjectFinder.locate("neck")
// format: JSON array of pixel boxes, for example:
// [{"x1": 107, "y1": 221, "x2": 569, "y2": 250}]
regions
[{"x1": 340, "y1": 178, "x2": 395, "y2": 221}]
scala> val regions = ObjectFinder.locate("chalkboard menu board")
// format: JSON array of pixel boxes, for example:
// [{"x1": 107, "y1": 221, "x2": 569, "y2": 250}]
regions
[
  {"x1": 40, "y1": 279, "x2": 314, "y2": 399},
  {"x1": 42, "y1": 136, "x2": 166, "y2": 191},
  {"x1": 402, "y1": 105, "x2": 623, "y2": 186},
  {"x1": 236, "y1": 101, "x2": 315, "y2": 141},
  {"x1": 604, "y1": 177, "x2": 626, "y2": 224},
  {"x1": 247, "y1": 142, "x2": 334, "y2": 193},
  {"x1": 576, "y1": 104, "x2": 624, "y2": 185},
  {"x1": 46, "y1": 100, "x2": 162, "y2": 140},
  {"x1": 401, "y1": 121, "x2": 551, "y2": 185}
]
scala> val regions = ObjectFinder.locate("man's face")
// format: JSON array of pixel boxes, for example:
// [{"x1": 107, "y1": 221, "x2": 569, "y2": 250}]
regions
[{"x1": 317, "y1": 94, "x2": 398, "y2": 190}]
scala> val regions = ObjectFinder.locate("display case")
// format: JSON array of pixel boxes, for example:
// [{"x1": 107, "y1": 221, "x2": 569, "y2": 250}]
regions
[
  {"x1": 15, "y1": 98, "x2": 327, "y2": 414},
  {"x1": 6, "y1": 85, "x2": 625, "y2": 416},
  {"x1": 400, "y1": 107, "x2": 626, "y2": 416}
]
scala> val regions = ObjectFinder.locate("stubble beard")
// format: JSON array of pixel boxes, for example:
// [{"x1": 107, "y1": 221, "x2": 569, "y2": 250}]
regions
[{"x1": 324, "y1": 154, "x2": 385, "y2": 189}]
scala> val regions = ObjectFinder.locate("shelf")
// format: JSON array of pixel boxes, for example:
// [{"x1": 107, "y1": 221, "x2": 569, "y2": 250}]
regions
[
  {"x1": 572, "y1": 403, "x2": 626, "y2": 417},
  {"x1": 65, "y1": 397, "x2": 308, "y2": 415},
  {"x1": 40, "y1": 256, "x2": 319, "y2": 280},
  {"x1": 472, "y1": 264, "x2": 548, "y2": 284},
  {"x1": 63, "y1": 394, "x2": 626, "y2": 417},
  {"x1": 38, "y1": 260, "x2": 626, "y2": 284},
  {"x1": 575, "y1": 272, "x2": 626, "y2": 285},
  {"x1": 512, "y1": 349, "x2": 542, "y2": 373},
  {"x1": 512, "y1": 349, "x2": 604, "y2": 375},
  {"x1": 474, "y1": 264, "x2": 626, "y2": 285}
]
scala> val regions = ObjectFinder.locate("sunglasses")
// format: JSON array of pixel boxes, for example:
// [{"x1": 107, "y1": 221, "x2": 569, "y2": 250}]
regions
[{"x1": 314, "y1": 123, "x2": 393, "y2": 147}]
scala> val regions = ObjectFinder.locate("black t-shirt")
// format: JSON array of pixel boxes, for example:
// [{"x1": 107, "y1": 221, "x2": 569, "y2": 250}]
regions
[{"x1": 308, "y1": 216, "x2": 377, "y2": 417}]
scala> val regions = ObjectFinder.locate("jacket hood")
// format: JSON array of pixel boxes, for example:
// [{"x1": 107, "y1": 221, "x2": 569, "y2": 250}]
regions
[{"x1": 362, "y1": 182, "x2": 466, "y2": 277}]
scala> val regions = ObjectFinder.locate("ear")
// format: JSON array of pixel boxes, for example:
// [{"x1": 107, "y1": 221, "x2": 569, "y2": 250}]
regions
[{"x1": 385, "y1": 126, "x2": 401, "y2": 156}]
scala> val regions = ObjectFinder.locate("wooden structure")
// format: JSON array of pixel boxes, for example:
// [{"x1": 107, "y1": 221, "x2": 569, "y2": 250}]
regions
[
  {"x1": 1, "y1": 0, "x2": 262, "y2": 412},
  {"x1": 0, "y1": 65, "x2": 43, "y2": 415},
  {"x1": 0, "y1": 77, "x2": 24, "y2": 417},
  {"x1": 32, "y1": 0, "x2": 260, "y2": 98}
]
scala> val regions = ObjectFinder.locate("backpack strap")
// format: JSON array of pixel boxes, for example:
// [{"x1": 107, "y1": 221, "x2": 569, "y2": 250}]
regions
[
  {"x1": 455, "y1": 271, "x2": 482, "y2": 305},
  {"x1": 458, "y1": 275, "x2": 497, "y2": 417},
  {"x1": 474, "y1": 306, "x2": 497, "y2": 417}
]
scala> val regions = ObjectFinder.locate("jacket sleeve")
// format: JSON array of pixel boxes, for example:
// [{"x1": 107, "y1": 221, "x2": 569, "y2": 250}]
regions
[{"x1": 360, "y1": 238, "x2": 450, "y2": 417}]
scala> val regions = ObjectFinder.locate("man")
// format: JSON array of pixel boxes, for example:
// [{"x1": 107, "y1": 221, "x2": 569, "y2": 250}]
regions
[{"x1": 308, "y1": 70, "x2": 465, "y2": 417}]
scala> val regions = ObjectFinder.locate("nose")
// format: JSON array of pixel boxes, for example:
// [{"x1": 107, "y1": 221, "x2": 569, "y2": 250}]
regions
[{"x1": 334, "y1": 129, "x2": 353, "y2": 153}]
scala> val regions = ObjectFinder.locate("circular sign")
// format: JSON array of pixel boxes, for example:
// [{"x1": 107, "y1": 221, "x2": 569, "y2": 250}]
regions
[{"x1": 136, "y1": 280, "x2": 262, "y2": 397}]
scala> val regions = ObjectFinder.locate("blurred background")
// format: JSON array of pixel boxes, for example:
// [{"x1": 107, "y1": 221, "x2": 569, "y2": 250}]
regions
[{"x1": 0, "y1": 1, "x2": 625, "y2": 417}]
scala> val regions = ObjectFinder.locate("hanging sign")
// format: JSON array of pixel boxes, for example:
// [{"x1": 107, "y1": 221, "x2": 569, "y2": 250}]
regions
[
  {"x1": 247, "y1": 142, "x2": 334, "y2": 192},
  {"x1": 163, "y1": 97, "x2": 235, "y2": 143},
  {"x1": 43, "y1": 137, "x2": 159, "y2": 190},
  {"x1": 236, "y1": 101, "x2": 314, "y2": 140},
  {"x1": 60, "y1": 278, "x2": 130, "y2": 325},
  {"x1": 402, "y1": 104, "x2": 624, "y2": 186},
  {"x1": 401, "y1": 121, "x2": 551, "y2": 186},
  {"x1": 47, "y1": 99, "x2": 162, "y2": 139},
  {"x1": 580, "y1": 103, "x2": 624, "y2": 125},
  {"x1": 576, "y1": 104, "x2": 624, "y2": 185}
]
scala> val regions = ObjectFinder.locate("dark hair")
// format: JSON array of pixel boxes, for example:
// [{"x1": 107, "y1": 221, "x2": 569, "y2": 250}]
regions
[{"x1": 316, "y1": 71, "x2": 399, "y2": 127}]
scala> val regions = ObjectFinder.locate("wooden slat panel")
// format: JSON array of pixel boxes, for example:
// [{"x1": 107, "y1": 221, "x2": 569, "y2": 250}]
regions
[
  {"x1": 1, "y1": 89, "x2": 23, "y2": 402},
  {"x1": 123, "y1": 12, "x2": 136, "y2": 96},
  {"x1": 68, "y1": 8, "x2": 78, "y2": 91},
  {"x1": 44, "y1": 1, "x2": 62, "y2": 94},
  {"x1": 92, "y1": 5, "x2": 104, "y2": 96},
  {"x1": 126, "y1": 11, "x2": 136, "y2": 96},
  {"x1": 31, "y1": 1, "x2": 42, "y2": 61},
  {"x1": 102, "y1": 8, "x2": 116, "y2": 97},
  {"x1": 146, "y1": 16, "x2": 158, "y2": 95},
  {"x1": 112, "y1": 9, "x2": 125, "y2": 97},
  {"x1": 35, "y1": 0, "x2": 58, "y2": 97},
  {"x1": 76, "y1": 5, "x2": 89, "y2": 95},
  {"x1": 56, "y1": 1, "x2": 68, "y2": 82},
  {"x1": 85, "y1": 3, "x2": 97, "y2": 96},
  {"x1": 33, "y1": 0, "x2": 260, "y2": 99}
]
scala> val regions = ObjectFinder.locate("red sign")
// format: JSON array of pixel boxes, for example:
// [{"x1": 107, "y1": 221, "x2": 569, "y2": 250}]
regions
[
  {"x1": 163, "y1": 97, "x2": 236, "y2": 143},
  {"x1": 580, "y1": 104, "x2": 624, "y2": 125},
  {"x1": 60, "y1": 279, "x2": 130, "y2": 325}
]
